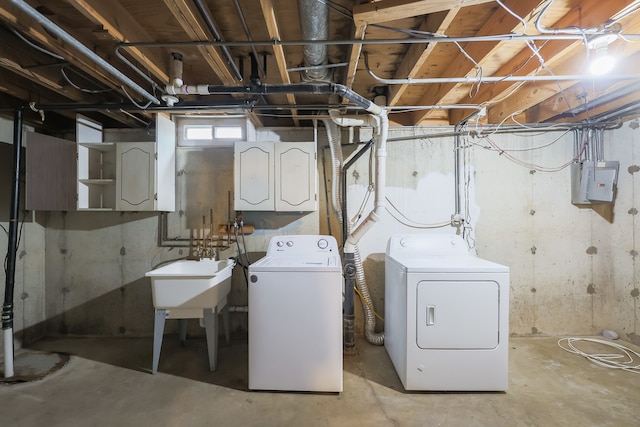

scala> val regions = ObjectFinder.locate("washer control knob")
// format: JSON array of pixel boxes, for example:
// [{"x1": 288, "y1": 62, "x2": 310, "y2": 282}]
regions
[
  {"x1": 286, "y1": 240, "x2": 294, "y2": 247},
  {"x1": 276, "y1": 241, "x2": 284, "y2": 247},
  {"x1": 250, "y1": 275, "x2": 258, "y2": 283},
  {"x1": 400, "y1": 238, "x2": 407, "y2": 247},
  {"x1": 317, "y1": 238, "x2": 328, "y2": 249}
]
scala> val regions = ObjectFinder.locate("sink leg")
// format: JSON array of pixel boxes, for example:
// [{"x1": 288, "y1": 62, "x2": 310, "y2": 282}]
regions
[
  {"x1": 178, "y1": 319, "x2": 188, "y2": 347},
  {"x1": 221, "y1": 305, "x2": 231, "y2": 345},
  {"x1": 152, "y1": 310, "x2": 168, "y2": 374},
  {"x1": 203, "y1": 307, "x2": 218, "y2": 371}
]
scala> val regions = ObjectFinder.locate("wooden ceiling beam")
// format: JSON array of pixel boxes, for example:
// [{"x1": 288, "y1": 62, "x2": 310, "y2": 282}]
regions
[
  {"x1": 162, "y1": 0, "x2": 238, "y2": 85},
  {"x1": 64, "y1": 0, "x2": 169, "y2": 84},
  {"x1": 259, "y1": 0, "x2": 299, "y2": 126},
  {"x1": 343, "y1": 23, "x2": 366, "y2": 90},
  {"x1": 411, "y1": 0, "x2": 541, "y2": 123},
  {"x1": 0, "y1": 4, "x2": 126, "y2": 91},
  {"x1": 526, "y1": 50, "x2": 640, "y2": 123},
  {"x1": 386, "y1": 9, "x2": 460, "y2": 105},
  {"x1": 0, "y1": 3, "x2": 149, "y2": 127},
  {"x1": 162, "y1": 0, "x2": 263, "y2": 127},
  {"x1": 353, "y1": 0, "x2": 495, "y2": 26},
  {"x1": 448, "y1": 0, "x2": 632, "y2": 124}
]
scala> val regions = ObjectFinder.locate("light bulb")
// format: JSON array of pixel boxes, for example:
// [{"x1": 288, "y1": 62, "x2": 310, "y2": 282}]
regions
[{"x1": 589, "y1": 49, "x2": 616, "y2": 75}]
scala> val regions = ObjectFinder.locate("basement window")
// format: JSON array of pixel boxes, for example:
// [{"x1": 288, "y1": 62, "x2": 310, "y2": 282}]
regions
[
  {"x1": 185, "y1": 125, "x2": 213, "y2": 140},
  {"x1": 177, "y1": 117, "x2": 246, "y2": 147}
]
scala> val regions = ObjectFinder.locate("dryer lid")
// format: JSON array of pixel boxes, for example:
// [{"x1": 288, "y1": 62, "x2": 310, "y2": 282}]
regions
[{"x1": 387, "y1": 254, "x2": 509, "y2": 273}]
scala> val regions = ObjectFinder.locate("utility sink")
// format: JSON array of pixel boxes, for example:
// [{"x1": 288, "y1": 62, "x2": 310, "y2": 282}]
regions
[
  {"x1": 145, "y1": 258, "x2": 236, "y2": 374},
  {"x1": 146, "y1": 258, "x2": 235, "y2": 318}
]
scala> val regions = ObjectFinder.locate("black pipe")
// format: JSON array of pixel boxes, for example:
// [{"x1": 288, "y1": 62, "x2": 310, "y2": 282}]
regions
[
  {"x1": 340, "y1": 139, "x2": 374, "y2": 246},
  {"x1": 192, "y1": 0, "x2": 243, "y2": 81},
  {"x1": 2, "y1": 108, "x2": 23, "y2": 336},
  {"x1": 33, "y1": 83, "x2": 378, "y2": 113},
  {"x1": 343, "y1": 251, "x2": 356, "y2": 352}
]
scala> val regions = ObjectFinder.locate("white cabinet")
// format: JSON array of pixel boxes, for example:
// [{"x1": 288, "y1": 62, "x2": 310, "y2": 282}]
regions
[
  {"x1": 77, "y1": 114, "x2": 176, "y2": 211},
  {"x1": 234, "y1": 141, "x2": 317, "y2": 212},
  {"x1": 77, "y1": 115, "x2": 114, "y2": 210}
]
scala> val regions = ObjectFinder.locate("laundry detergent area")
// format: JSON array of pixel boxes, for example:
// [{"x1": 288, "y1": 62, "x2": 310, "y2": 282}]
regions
[{"x1": 3, "y1": 112, "x2": 640, "y2": 425}]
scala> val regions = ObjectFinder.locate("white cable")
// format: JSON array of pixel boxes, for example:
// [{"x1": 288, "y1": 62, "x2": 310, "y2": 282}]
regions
[
  {"x1": 496, "y1": 0, "x2": 527, "y2": 34},
  {"x1": 557, "y1": 337, "x2": 640, "y2": 374}
]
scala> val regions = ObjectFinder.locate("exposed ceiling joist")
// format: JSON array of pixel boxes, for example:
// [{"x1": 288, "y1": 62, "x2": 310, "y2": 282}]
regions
[
  {"x1": 352, "y1": 0, "x2": 495, "y2": 26},
  {"x1": 2, "y1": 0, "x2": 640, "y2": 129}
]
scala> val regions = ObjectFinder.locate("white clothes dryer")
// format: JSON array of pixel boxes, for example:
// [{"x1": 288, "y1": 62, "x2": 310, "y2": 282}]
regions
[
  {"x1": 385, "y1": 234, "x2": 509, "y2": 391},
  {"x1": 248, "y1": 235, "x2": 343, "y2": 392}
]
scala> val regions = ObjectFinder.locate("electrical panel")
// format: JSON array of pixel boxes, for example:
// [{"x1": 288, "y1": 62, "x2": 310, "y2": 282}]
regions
[{"x1": 571, "y1": 160, "x2": 619, "y2": 205}]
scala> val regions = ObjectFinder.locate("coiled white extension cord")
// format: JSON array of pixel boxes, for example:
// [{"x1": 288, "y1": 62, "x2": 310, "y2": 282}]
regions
[{"x1": 557, "y1": 337, "x2": 640, "y2": 374}]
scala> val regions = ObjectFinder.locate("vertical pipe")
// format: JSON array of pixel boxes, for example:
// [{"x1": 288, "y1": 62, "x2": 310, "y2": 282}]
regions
[
  {"x1": 343, "y1": 252, "x2": 356, "y2": 352},
  {"x1": 3, "y1": 108, "x2": 23, "y2": 378},
  {"x1": 454, "y1": 124, "x2": 463, "y2": 216}
]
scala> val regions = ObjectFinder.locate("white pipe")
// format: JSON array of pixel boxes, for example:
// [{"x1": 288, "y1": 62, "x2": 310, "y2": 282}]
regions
[
  {"x1": 343, "y1": 109, "x2": 388, "y2": 253},
  {"x1": 166, "y1": 84, "x2": 211, "y2": 96},
  {"x1": 4, "y1": 328, "x2": 13, "y2": 377},
  {"x1": 328, "y1": 109, "x2": 379, "y2": 128}
]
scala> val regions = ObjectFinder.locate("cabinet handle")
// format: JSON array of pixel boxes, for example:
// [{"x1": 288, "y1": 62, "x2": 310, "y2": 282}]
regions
[{"x1": 426, "y1": 305, "x2": 436, "y2": 326}]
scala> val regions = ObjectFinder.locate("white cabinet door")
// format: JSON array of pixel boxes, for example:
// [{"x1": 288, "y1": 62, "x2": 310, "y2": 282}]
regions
[
  {"x1": 275, "y1": 142, "x2": 317, "y2": 212},
  {"x1": 234, "y1": 142, "x2": 275, "y2": 211},
  {"x1": 116, "y1": 142, "x2": 156, "y2": 211},
  {"x1": 234, "y1": 141, "x2": 317, "y2": 211},
  {"x1": 155, "y1": 114, "x2": 176, "y2": 212}
]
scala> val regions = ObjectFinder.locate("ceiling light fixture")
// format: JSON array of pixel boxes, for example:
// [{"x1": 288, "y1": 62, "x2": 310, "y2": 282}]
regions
[{"x1": 587, "y1": 32, "x2": 619, "y2": 75}]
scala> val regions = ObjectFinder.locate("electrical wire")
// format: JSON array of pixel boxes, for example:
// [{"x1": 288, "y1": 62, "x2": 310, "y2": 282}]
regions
[
  {"x1": 354, "y1": 286, "x2": 384, "y2": 321},
  {"x1": 233, "y1": 224, "x2": 249, "y2": 286},
  {"x1": 384, "y1": 197, "x2": 451, "y2": 229},
  {"x1": 11, "y1": 28, "x2": 65, "y2": 60},
  {"x1": 475, "y1": 128, "x2": 572, "y2": 152},
  {"x1": 496, "y1": 0, "x2": 527, "y2": 34},
  {"x1": 240, "y1": 222, "x2": 251, "y2": 268},
  {"x1": 120, "y1": 85, "x2": 153, "y2": 109},
  {"x1": 558, "y1": 337, "x2": 640, "y2": 373},
  {"x1": 350, "y1": 183, "x2": 374, "y2": 227},
  {"x1": 480, "y1": 133, "x2": 587, "y2": 172},
  {"x1": 61, "y1": 65, "x2": 115, "y2": 94}
]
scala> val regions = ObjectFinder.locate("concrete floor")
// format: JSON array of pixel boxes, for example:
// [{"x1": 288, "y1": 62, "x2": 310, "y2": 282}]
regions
[{"x1": 1, "y1": 334, "x2": 639, "y2": 426}]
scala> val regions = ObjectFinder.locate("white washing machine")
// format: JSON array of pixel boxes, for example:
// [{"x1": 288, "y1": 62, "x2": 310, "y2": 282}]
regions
[
  {"x1": 385, "y1": 234, "x2": 509, "y2": 391},
  {"x1": 248, "y1": 235, "x2": 343, "y2": 392}
]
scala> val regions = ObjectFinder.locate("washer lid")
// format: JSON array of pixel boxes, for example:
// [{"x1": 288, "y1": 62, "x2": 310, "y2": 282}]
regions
[
  {"x1": 250, "y1": 255, "x2": 342, "y2": 272},
  {"x1": 388, "y1": 254, "x2": 509, "y2": 273}
]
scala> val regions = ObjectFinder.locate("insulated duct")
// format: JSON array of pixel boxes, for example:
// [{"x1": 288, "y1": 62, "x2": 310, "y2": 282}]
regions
[{"x1": 298, "y1": 0, "x2": 331, "y2": 82}]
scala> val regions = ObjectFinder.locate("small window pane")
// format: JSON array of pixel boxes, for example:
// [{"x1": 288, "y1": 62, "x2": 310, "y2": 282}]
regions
[
  {"x1": 185, "y1": 125, "x2": 213, "y2": 140},
  {"x1": 214, "y1": 126, "x2": 242, "y2": 139}
]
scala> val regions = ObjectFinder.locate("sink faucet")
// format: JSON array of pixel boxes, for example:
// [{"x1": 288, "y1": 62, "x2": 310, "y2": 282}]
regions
[{"x1": 190, "y1": 244, "x2": 215, "y2": 260}]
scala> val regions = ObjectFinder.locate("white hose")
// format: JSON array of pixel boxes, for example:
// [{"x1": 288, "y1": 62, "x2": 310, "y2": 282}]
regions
[
  {"x1": 4, "y1": 328, "x2": 14, "y2": 377},
  {"x1": 558, "y1": 337, "x2": 640, "y2": 373},
  {"x1": 323, "y1": 119, "x2": 343, "y2": 225}
]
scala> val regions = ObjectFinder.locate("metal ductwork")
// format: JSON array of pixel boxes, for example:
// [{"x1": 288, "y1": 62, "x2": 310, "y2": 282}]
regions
[{"x1": 298, "y1": 0, "x2": 331, "y2": 82}]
